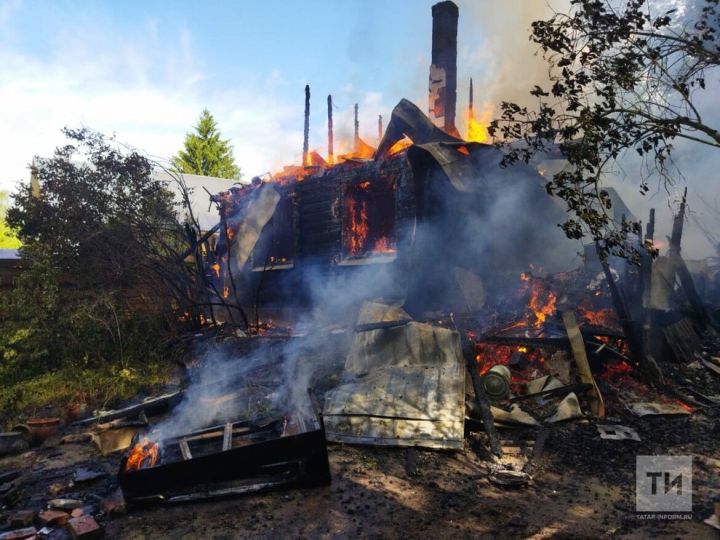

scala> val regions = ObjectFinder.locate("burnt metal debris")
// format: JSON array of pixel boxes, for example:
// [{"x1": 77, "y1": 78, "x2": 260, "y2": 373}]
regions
[{"x1": 117, "y1": 394, "x2": 330, "y2": 505}]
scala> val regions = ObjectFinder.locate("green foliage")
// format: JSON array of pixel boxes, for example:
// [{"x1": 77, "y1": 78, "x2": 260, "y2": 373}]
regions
[
  {"x1": 0, "y1": 361, "x2": 175, "y2": 429},
  {"x1": 1, "y1": 128, "x2": 196, "y2": 395},
  {"x1": 489, "y1": 0, "x2": 719, "y2": 259},
  {"x1": 0, "y1": 191, "x2": 21, "y2": 249},
  {"x1": 172, "y1": 109, "x2": 241, "y2": 179}
]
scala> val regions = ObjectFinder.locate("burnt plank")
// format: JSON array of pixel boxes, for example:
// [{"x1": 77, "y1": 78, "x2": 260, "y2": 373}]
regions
[{"x1": 300, "y1": 222, "x2": 342, "y2": 237}]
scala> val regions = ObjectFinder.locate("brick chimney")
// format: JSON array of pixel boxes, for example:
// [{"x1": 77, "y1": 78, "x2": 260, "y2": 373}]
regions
[{"x1": 428, "y1": 1, "x2": 459, "y2": 137}]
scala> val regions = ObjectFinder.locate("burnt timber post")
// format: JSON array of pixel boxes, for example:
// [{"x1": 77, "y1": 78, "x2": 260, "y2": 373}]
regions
[
  {"x1": 303, "y1": 85, "x2": 310, "y2": 166},
  {"x1": 668, "y1": 188, "x2": 709, "y2": 325},
  {"x1": 354, "y1": 103, "x2": 360, "y2": 151},
  {"x1": 327, "y1": 94, "x2": 334, "y2": 165},
  {"x1": 429, "y1": 1, "x2": 459, "y2": 136},
  {"x1": 469, "y1": 77, "x2": 473, "y2": 111},
  {"x1": 642, "y1": 208, "x2": 661, "y2": 365}
]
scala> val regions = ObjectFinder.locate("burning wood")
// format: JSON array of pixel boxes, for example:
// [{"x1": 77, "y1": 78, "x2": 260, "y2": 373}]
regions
[
  {"x1": 124, "y1": 437, "x2": 160, "y2": 472},
  {"x1": 117, "y1": 390, "x2": 331, "y2": 504}
]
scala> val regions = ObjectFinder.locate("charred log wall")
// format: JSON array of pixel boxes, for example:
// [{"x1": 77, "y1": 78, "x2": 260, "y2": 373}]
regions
[
  {"x1": 245, "y1": 155, "x2": 414, "y2": 308},
  {"x1": 239, "y1": 143, "x2": 574, "y2": 314}
]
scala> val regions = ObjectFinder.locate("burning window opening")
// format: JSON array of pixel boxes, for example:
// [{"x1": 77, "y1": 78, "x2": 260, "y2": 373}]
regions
[{"x1": 342, "y1": 178, "x2": 396, "y2": 261}]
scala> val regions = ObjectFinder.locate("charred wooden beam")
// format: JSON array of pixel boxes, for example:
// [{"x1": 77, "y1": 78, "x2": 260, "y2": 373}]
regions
[
  {"x1": 562, "y1": 311, "x2": 605, "y2": 417},
  {"x1": 177, "y1": 223, "x2": 221, "y2": 262},
  {"x1": 646, "y1": 208, "x2": 655, "y2": 243},
  {"x1": 327, "y1": 95, "x2": 334, "y2": 165},
  {"x1": 668, "y1": 187, "x2": 687, "y2": 257},
  {"x1": 665, "y1": 190, "x2": 710, "y2": 325},
  {"x1": 222, "y1": 422, "x2": 233, "y2": 452},
  {"x1": 594, "y1": 242, "x2": 663, "y2": 383},
  {"x1": 355, "y1": 320, "x2": 411, "y2": 333},
  {"x1": 354, "y1": 103, "x2": 359, "y2": 151},
  {"x1": 461, "y1": 335, "x2": 503, "y2": 458},
  {"x1": 179, "y1": 439, "x2": 192, "y2": 461},
  {"x1": 509, "y1": 383, "x2": 592, "y2": 404},
  {"x1": 469, "y1": 77, "x2": 473, "y2": 111},
  {"x1": 303, "y1": 85, "x2": 310, "y2": 166}
]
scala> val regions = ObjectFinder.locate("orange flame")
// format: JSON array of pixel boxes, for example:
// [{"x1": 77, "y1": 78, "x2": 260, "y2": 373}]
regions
[
  {"x1": 528, "y1": 283, "x2": 557, "y2": 328},
  {"x1": 676, "y1": 400, "x2": 695, "y2": 413},
  {"x1": 579, "y1": 307, "x2": 619, "y2": 329},
  {"x1": 387, "y1": 137, "x2": 412, "y2": 156},
  {"x1": 347, "y1": 199, "x2": 369, "y2": 255},
  {"x1": 518, "y1": 274, "x2": 557, "y2": 328},
  {"x1": 125, "y1": 437, "x2": 160, "y2": 471},
  {"x1": 374, "y1": 236, "x2": 395, "y2": 254},
  {"x1": 467, "y1": 105, "x2": 492, "y2": 143}
]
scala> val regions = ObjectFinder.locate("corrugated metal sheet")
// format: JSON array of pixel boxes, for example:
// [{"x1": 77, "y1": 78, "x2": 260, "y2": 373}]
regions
[{"x1": 324, "y1": 308, "x2": 465, "y2": 450}]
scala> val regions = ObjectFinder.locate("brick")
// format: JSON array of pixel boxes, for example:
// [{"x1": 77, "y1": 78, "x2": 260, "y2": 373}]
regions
[
  {"x1": 38, "y1": 509, "x2": 68, "y2": 527},
  {"x1": 67, "y1": 515, "x2": 101, "y2": 540},
  {"x1": 8, "y1": 510, "x2": 35, "y2": 528},
  {"x1": 100, "y1": 489, "x2": 125, "y2": 517},
  {"x1": 70, "y1": 508, "x2": 84, "y2": 518},
  {"x1": 0, "y1": 527, "x2": 37, "y2": 540}
]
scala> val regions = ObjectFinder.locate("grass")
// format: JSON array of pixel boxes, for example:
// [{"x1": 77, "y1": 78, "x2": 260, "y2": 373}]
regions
[{"x1": 0, "y1": 361, "x2": 178, "y2": 430}]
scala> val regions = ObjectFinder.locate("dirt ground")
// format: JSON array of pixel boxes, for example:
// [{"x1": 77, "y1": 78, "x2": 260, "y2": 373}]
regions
[{"x1": 2, "y1": 410, "x2": 718, "y2": 540}]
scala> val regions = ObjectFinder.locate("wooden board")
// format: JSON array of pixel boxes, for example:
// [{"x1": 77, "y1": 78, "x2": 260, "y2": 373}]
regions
[{"x1": 562, "y1": 311, "x2": 605, "y2": 418}]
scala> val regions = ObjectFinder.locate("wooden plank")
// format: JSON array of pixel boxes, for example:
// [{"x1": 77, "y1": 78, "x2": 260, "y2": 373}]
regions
[
  {"x1": 300, "y1": 234, "x2": 341, "y2": 253},
  {"x1": 300, "y1": 199, "x2": 336, "y2": 215},
  {"x1": 461, "y1": 337, "x2": 503, "y2": 458},
  {"x1": 562, "y1": 311, "x2": 606, "y2": 418},
  {"x1": 222, "y1": 422, "x2": 232, "y2": 452},
  {"x1": 179, "y1": 439, "x2": 192, "y2": 461},
  {"x1": 300, "y1": 222, "x2": 342, "y2": 237},
  {"x1": 663, "y1": 317, "x2": 702, "y2": 362}
]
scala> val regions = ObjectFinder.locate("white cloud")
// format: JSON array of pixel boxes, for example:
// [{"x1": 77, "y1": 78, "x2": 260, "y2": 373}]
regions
[{"x1": 0, "y1": 9, "x2": 369, "y2": 191}]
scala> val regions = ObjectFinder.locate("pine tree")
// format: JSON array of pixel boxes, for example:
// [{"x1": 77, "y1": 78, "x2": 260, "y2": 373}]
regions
[{"x1": 172, "y1": 110, "x2": 241, "y2": 179}]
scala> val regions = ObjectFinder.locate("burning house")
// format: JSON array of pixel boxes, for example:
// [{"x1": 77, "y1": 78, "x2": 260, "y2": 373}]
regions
[
  {"x1": 205, "y1": 0, "x2": 575, "y2": 319},
  {"x1": 3, "y1": 3, "x2": 720, "y2": 538},
  {"x1": 111, "y1": 0, "x2": 720, "y2": 517}
]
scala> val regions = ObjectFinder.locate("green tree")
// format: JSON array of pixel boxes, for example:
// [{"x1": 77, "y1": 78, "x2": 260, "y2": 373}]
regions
[
  {"x1": 0, "y1": 191, "x2": 21, "y2": 249},
  {"x1": 172, "y1": 109, "x2": 241, "y2": 179},
  {"x1": 3, "y1": 128, "x2": 204, "y2": 379},
  {"x1": 489, "y1": 0, "x2": 719, "y2": 258}
]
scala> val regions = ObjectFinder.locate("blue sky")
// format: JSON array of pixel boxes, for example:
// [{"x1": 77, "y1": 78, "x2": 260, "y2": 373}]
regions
[
  {"x1": 0, "y1": 0, "x2": 558, "y2": 189},
  {"x1": 1, "y1": 0, "x2": 716, "y2": 256}
]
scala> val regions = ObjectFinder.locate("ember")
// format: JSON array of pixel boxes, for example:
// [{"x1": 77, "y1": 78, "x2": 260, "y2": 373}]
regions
[
  {"x1": 600, "y1": 360, "x2": 634, "y2": 380},
  {"x1": 125, "y1": 437, "x2": 160, "y2": 472},
  {"x1": 578, "y1": 307, "x2": 619, "y2": 329}
]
